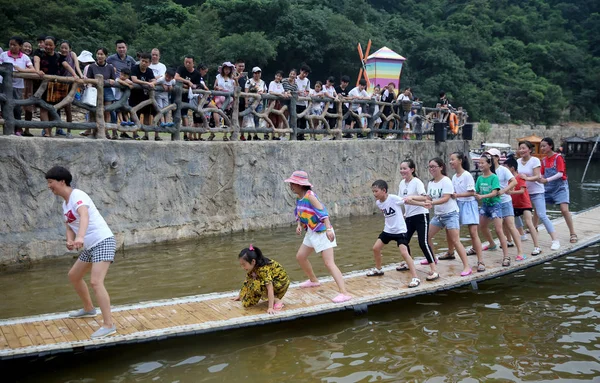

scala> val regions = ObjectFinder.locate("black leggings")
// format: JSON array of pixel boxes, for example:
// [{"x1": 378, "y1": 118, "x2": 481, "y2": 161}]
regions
[{"x1": 405, "y1": 213, "x2": 435, "y2": 263}]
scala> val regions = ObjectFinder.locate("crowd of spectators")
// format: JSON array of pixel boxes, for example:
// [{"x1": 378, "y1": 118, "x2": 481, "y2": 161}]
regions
[{"x1": 0, "y1": 36, "x2": 449, "y2": 141}]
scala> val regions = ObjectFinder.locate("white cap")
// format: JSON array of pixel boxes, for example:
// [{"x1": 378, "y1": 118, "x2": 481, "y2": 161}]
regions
[
  {"x1": 77, "y1": 50, "x2": 95, "y2": 63},
  {"x1": 252, "y1": 66, "x2": 262, "y2": 73},
  {"x1": 484, "y1": 148, "x2": 502, "y2": 157}
]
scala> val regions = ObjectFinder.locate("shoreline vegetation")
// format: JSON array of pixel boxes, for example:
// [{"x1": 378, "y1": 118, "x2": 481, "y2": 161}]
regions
[{"x1": 1, "y1": 0, "x2": 598, "y2": 124}]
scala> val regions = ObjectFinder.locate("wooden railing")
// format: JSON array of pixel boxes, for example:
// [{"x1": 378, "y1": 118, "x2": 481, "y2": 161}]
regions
[{"x1": 0, "y1": 63, "x2": 469, "y2": 140}]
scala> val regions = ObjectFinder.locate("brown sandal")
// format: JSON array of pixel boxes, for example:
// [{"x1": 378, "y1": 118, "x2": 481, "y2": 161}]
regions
[
  {"x1": 438, "y1": 252, "x2": 456, "y2": 260},
  {"x1": 477, "y1": 262, "x2": 486, "y2": 272},
  {"x1": 570, "y1": 234, "x2": 578, "y2": 243},
  {"x1": 502, "y1": 257, "x2": 511, "y2": 267}
]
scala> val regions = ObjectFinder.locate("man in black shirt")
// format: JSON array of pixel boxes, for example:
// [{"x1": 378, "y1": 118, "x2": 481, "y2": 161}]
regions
[
  {"x1": 175, "y1": 55, "x2": 203, "y2": 140},
  {"x1": 336, "y1": 75, "x2": 354, "y2": 138},
  {"x1": 233, "y1": 59, "x2": 248, "y2": 140},
  {"x1": 130, "y1": 52, "x2": 158, "y2": 140}
]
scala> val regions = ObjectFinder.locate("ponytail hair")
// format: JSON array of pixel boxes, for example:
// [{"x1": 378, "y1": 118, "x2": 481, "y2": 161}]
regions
[
  {"x1": 238, "y1": 245, "x2": 271, "y2": 267},
  {"x1": 401, "y1": 159, "x2": 418, "y2": 178},
  {"x1": 452, "y1": 151, "x2": 470, "y2": 172}
]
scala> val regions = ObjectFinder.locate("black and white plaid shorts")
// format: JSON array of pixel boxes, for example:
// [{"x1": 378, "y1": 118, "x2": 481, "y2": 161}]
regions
[{"x1": 78, "y1": 236, "x2": 116, "y2": 263}]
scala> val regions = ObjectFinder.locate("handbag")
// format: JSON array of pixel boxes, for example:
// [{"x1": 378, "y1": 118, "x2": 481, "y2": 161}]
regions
[{"x1": 82, "y1": 86, "x2": 97, "y2": 107}]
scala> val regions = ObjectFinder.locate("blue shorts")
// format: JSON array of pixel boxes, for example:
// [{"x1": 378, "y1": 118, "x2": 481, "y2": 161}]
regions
[
  {"x1": 430, "y1": 211, "x2": 460, "y2": 230},
  {"x1": 480, "y1": 203, "x2": 501, "y2": 219},
  {"x1": 457, "y1": 200, "x2": 479, "y2": 225},
  {"x1": 498, "y1": 201, "x2": 514, "y2": 218}
]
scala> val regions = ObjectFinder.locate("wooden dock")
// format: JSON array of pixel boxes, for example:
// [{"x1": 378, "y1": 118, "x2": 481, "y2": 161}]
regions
[{"x1": 1, "y1": 206, "x2": 599, "y2": 360}]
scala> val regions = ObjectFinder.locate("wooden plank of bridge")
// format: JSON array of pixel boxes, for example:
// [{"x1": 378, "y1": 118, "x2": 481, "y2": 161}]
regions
[{"x1": 0, "y1": 206, "x2": 598, "y2": 359}]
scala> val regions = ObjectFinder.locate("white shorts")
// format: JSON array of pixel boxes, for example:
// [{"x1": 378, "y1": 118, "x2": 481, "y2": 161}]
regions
[{"x1": 302, "y1": 229, "x2": 337, "y2": 253}]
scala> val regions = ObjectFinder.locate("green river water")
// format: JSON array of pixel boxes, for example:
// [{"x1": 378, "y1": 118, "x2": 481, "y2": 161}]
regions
[{"x1": 2, "y1": 160, "x2": 600, "y2": 382}]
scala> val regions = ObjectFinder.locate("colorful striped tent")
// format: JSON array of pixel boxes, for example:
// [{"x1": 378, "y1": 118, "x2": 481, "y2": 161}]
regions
[{"x1": 365, "y1": 47, "x2": 406, "y2": 91}]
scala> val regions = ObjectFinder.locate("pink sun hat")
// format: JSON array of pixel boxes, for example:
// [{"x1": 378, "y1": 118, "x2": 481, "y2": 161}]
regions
[{"x1": 284, "y1": 170, "x2": 312, "y2": 186}]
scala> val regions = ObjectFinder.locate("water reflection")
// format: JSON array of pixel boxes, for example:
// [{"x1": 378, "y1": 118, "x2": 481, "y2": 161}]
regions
[{"x1": 2, "y1": 161, "x2": 600, "y2": 382}]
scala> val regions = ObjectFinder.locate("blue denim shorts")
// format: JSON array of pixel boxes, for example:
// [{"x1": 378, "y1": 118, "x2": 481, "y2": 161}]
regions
[
  {"x1": 430, "y1": 211, "x2": 460, "y2": 230},
  {"x1": 480, "y1": 203, "x2": 501, "y2": 219},
  {"x1": 457, "y1": 200, "x2": 480, "y2": 225},
  {"x1": 498, "y1": 201, "x2": 514, "y2": 218},
  {"x1": 545, "y1": 181, "x2": 570, "y2": 205}
]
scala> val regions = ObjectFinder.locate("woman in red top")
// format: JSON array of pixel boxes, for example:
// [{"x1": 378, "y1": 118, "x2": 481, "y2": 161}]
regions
[{"x1": 539, "y1": 137, "x2": 577, "y2": 243}]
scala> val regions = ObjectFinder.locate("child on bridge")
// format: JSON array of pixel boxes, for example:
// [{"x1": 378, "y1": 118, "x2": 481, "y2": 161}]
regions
[
  {"x1": 285, "y1": 170, "x2": 352, "y2": 303},
  {"x1": 233, "y1": 245, "x2": 290, "y2": 314},
  {"x1": 367, "y1": 180, "x2": 420, "y2": 288}
]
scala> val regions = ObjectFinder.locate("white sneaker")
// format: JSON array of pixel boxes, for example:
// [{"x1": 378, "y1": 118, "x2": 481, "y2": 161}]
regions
[
  {"x1": 551, "y1": 240, "x2": 560, "y2": 250},
  {"x1": 520, "y1": 234, "x2": 528, "y2": 241}
]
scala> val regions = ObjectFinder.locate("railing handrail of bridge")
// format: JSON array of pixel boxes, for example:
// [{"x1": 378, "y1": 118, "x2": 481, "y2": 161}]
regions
[{"x1": 0, "y1": 63, "x2": 469, "y2": 141}]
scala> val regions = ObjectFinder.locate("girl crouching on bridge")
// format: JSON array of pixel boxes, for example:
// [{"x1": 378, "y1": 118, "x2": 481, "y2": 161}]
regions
[
  {"x1": 233, "y1": 245, "x2": 290, "y2": 314},
  {"x1": 285, "y1": 171, "x2": 352, "y2": 303}
]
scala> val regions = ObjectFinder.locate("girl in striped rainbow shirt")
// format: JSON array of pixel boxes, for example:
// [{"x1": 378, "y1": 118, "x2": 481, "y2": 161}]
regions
[{"x1": 285, "y1": 171, "x2": 352, "y2": 303}]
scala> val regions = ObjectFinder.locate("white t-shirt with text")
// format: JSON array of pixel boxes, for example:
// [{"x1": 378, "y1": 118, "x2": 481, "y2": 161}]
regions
[
  {"x1": 398, "y1": 177, "x2": 429, "y2": 217},
  {"x1": 63, "y1": 189, "x2": 113, "y2": 249},
  {"x1": 376, "y1": 194, "x2": 407, "y2": 234},
  {"x1": 427, "y1": 176, "x2": 459, "y2": 216}
]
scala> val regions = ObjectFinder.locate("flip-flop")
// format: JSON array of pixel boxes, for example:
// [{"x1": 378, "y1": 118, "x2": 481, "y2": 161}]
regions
[
  {"x1": 396, "y1": 263, "x2": 409, "y2": 271},
  {"x1": 408, "y1": 278, "x2": 421, "y2": 288},
  {"x1": 274, "y1": 302, "x2": 285, "y2": 311},
  {"x1": 460, "y1": 268, "x2": 473, "y2": 277}
]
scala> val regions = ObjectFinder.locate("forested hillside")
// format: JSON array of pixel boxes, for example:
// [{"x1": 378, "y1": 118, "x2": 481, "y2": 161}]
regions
[{"x1": 2, "y1": 0, "x2": 599, "y2": 123}]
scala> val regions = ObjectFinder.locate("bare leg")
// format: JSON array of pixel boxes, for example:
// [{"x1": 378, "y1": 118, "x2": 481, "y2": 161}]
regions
[
  {"x1": 480, "y1": 217, "x2": 495, "y2": 248},
  {"x1": 447, "y1": 228, "x2": 470, "y2": 274},
  {"x1": 321, "y1": 248, "x2": 348, "y2": 294},
  {"x1": 523, "y1": 211, "x2": 540, "y2": 248},
  {"x1": 399, "y1": 244, "x2": 418, "y2": 279},
  {"x1": 296, "y1": 244, "x2": 318, "y2": 283},
  {"x1": 68, "y1": 260, "x2": 94, "y2": 311},
  {"x1": 504, "y1": 216, "x2": 524, "y2": 255},
  {"x1": 372, "y1": 239, "x2": 385, "y2": 269},
  {"x1": 90, "y1": 261, "x2": 113, "y2": 328},
  {"x1": 560, "y1": 203, "x2": 576, "y2": 237},
  {"x1": 492, "y1": 217, "x2": 509, "y2": 259},
  {"x1": 468, "y1": 224, "x2": 483, "y2": 264}
]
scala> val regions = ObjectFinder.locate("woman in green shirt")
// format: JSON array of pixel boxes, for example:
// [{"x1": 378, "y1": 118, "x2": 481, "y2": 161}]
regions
[{"x1": 475, "y1": 155, "x2": 511, "y2": 267}]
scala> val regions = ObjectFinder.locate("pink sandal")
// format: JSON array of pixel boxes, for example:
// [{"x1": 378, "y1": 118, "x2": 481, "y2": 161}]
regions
[
  {"x1": 332, "y1": 294, "x2": 352, "y2": 303},
  {"x1": 299, "y1": 280, "x2": 321, "y2": 288},
  {"x1": 274, "y1": 302, "x2": 285, "y2": 311}
]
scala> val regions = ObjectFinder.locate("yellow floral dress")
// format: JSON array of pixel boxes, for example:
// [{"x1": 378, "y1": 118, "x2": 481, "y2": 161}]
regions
[{"x1": 240, "y1": 260, "x2": 290, "y2": 307}]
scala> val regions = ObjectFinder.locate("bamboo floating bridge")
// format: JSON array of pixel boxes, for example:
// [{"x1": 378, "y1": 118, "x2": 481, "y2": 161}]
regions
[{"x1": 1, "y1": 206, "x2": 599, "y2": 360}]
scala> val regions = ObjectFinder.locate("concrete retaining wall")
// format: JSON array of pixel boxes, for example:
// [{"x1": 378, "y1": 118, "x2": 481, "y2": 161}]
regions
[{"x1": 0, "y1": 137, "x2": 467, "y2": 264}]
